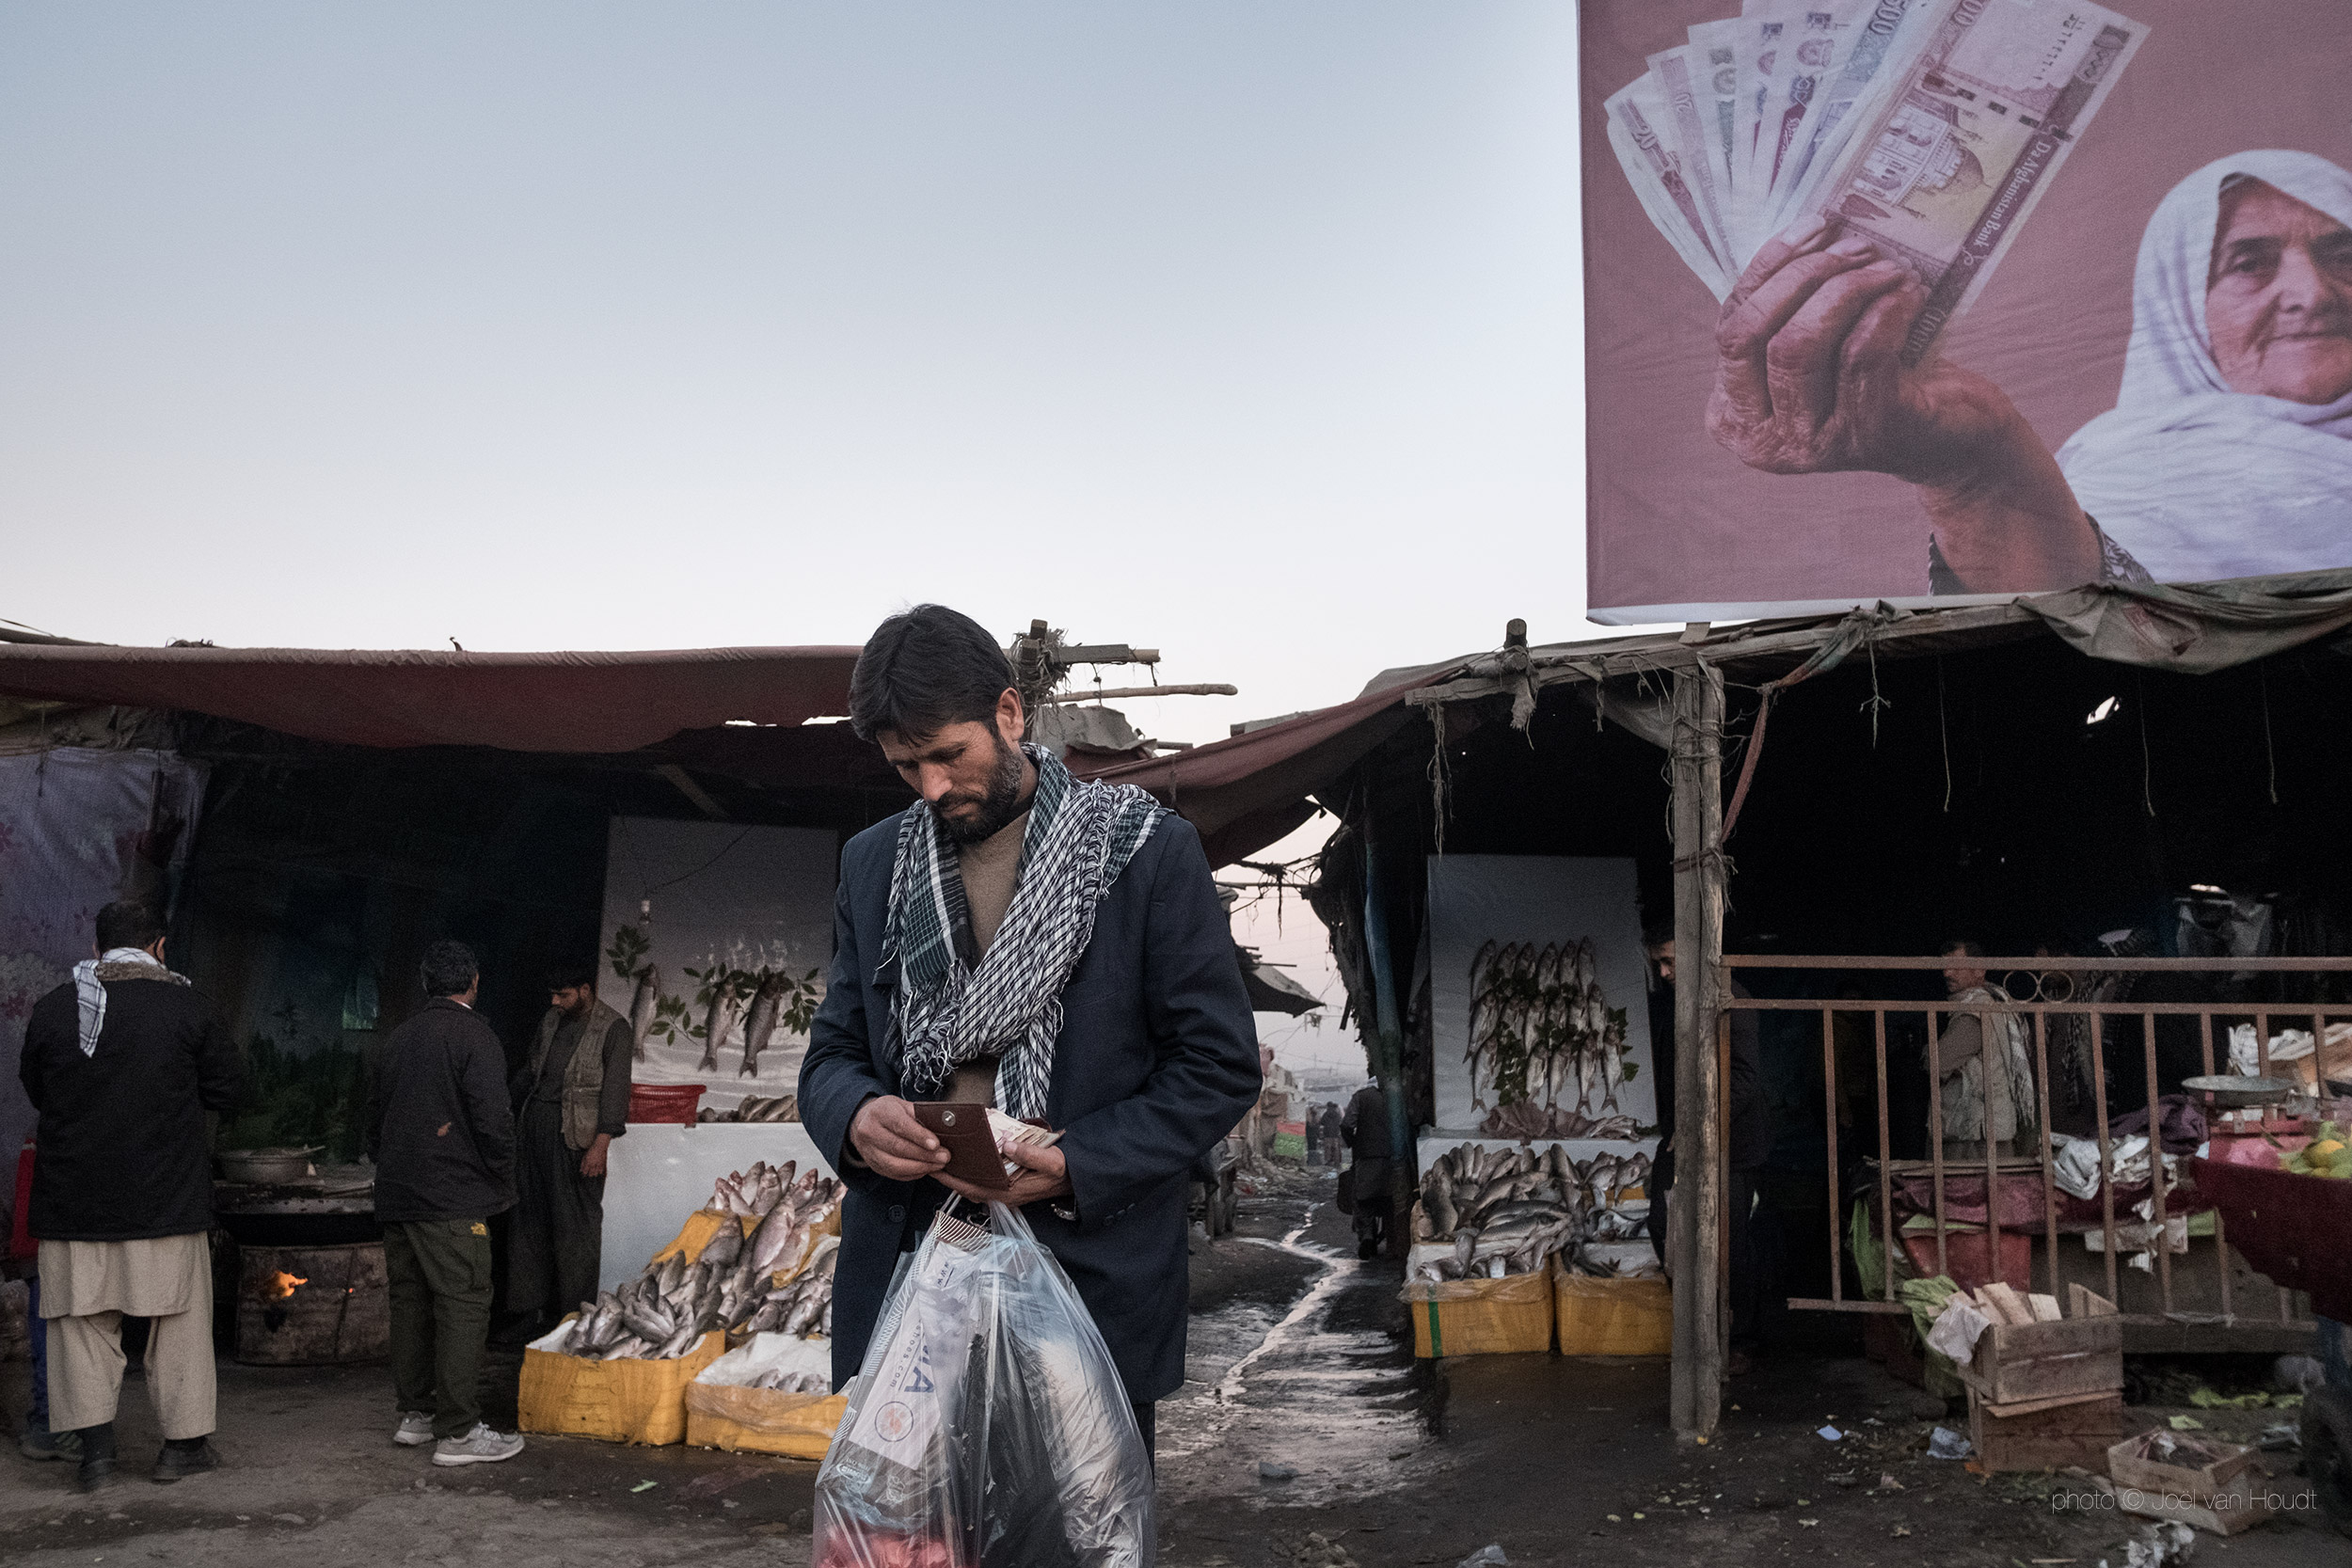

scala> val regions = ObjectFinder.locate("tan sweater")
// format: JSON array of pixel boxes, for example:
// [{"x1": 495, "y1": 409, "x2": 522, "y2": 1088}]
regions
[{"x1": 958, "y1": 808, "x2": 1029, "y2": 953}]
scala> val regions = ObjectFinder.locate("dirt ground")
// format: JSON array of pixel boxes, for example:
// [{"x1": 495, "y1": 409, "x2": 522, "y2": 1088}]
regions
[{"x1": 3, "y1": 1169, "x2": 2343, "y2": 1566}]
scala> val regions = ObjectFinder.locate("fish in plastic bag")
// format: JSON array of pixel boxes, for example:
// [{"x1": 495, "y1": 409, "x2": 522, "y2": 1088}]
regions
[{"x1": 813, "y1": 1202, "x2": 1154, "y2": 1568}]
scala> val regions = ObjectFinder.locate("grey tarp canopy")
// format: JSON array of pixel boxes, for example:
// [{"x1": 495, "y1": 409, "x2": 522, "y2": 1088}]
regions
[{"x1": 1091, "y1": 568, "x2": 2352, "y2": 864}]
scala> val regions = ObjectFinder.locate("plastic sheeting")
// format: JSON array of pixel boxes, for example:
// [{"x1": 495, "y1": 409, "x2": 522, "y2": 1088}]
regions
[
  {"x1": 2019, "y1": 569, "x2": 2352, "y2": 676},
  {"x1": 0, "y1": 747, "x2": 206, "y2": 1207}
]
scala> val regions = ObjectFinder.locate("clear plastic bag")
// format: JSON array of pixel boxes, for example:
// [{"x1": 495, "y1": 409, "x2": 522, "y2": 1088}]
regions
[{"x1": 813, "y1": 1201, "x2": 1155, "y2": 1568}]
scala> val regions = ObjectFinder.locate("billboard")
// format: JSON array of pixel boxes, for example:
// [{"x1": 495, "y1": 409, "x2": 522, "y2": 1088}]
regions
[{"x1": 1583, "y1": 0, "x2": 2352, "y2": 623}]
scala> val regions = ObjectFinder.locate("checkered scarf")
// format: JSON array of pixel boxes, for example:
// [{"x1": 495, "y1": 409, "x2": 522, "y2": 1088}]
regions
[{"x1": 883, "y1": 743, "x2": 1167, "y2": 1120}]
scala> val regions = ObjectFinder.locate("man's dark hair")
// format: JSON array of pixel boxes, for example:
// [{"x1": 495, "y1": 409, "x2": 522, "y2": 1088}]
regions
[
  {"x1": 1641, "y1": 917, "x2": 1676, "y2": 950},
  {"x1": 95, "y1": 900, "x2": 166, "y2": 953},
  {"x1": 421, "y1": 940, "x2": 480, "y2": 999},
  {"x1": 848, "y1": 605, "x2": 1016, "y2": 743},
  {"x1": 1940, "y1": 937, "x2": 1988, "y2": 958},
  {"x1": 545, "y1": 959, "x2": 597, "y2": 991}
]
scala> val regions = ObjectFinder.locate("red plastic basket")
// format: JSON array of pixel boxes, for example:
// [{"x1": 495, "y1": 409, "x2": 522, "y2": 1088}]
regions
[
  {"x1": 2188, "y1": 1155, "x2": 2352, "y2": 1321},
  {"x1": 628, "y1": 1084, "x2": 707, "y2": 1125}
]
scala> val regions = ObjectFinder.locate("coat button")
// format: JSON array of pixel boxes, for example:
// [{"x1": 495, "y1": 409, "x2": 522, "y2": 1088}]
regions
[{"x1": 889, "y1": 1205, "x2": 906, "y2": 1223}]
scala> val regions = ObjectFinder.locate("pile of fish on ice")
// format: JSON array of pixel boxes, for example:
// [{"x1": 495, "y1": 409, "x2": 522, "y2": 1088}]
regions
[
  {"x1": 1410, "y1": 1142, "x2": 1656, "y2": 1283},
  {"x1": 538, "y1": 1160, "x2": 843, "y2": 1366}
]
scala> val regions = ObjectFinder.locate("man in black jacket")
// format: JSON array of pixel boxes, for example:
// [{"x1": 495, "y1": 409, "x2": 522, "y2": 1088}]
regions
[
  {"x1": 19, "y1": 899, "x2": 244, "y2": 1491},
  {"x1": 369, "y1": 941, "x2": 523, "y2": 1466},
  {"x1": 799, "y1": 606, "x2": 1261, "y2": 1455}
]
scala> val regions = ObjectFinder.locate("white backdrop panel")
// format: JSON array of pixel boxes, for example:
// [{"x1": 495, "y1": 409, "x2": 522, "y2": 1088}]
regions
[
  {"x1": 1424, "y1": 855, "x2": 1657, "y2": 1137},
  {"x1": 599, "y1": 817, "x2": 837, "y2": 1117}
]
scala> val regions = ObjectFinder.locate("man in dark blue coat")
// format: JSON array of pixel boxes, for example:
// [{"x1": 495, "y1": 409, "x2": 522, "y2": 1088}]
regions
[{"x1": 799, "y1": 605, "x2": 1260, "y2": 1449}]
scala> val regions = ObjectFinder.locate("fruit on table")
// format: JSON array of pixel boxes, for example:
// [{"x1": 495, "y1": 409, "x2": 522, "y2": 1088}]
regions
[{"x1": 2283, "y1": 1121, "x2": 2351, "y2": 1178}]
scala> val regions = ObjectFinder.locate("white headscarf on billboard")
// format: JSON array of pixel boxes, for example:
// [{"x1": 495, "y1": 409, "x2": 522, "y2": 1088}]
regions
[{"x1": 2055, "y1": 150, "x2": 2352, "y2": 584}]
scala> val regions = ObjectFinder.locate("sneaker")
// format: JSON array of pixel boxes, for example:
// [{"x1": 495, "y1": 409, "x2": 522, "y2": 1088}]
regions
[
  {"x1": 18, "y1": 1415, "x2": 81, "y2": 1463},
  {"x1": 431, "y1": 1424, "x2": 524, "y2": 1467},
  {"x1": 393, "y1": 1412, "x2": 437, "y2": 1447},
  {"x1": 151, "y1": 1438, "x2": 219, "y2": 1482}
]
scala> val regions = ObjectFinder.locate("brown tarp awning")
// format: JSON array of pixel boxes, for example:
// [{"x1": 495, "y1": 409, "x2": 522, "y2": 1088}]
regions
[
  {"x1": 0, "y1": 643, "x2": 861, "y2": 752},
  {"x1": 1089, "y1": 670, "x2": 1455, "y2": 866}
]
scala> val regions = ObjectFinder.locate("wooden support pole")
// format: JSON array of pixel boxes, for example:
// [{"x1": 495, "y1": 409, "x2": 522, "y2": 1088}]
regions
[
  {"x1": 1362, "y1": 834, "x2": 1417, "y2": 1249},
  {"x1": 1669, "y1": 661, "x2": 1726, "y2": 1441}
]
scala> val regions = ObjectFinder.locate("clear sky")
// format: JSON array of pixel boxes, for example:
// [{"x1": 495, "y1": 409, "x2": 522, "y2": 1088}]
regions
[{"x1": 0, "y1": 1, "x2": 1631, "y2": 750}]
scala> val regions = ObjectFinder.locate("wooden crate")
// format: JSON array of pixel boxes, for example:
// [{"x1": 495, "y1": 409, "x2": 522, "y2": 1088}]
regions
[
  {"x1": 2106, "y1": 1431, "x2": 2276, "y2": 1536},
  {"x1": 1968, "y1": 1389, "x2": 2123, "y2": 1474},
  {"x1": 1957, "y1": 1283, "x2": 2122, "y2": 1408}
]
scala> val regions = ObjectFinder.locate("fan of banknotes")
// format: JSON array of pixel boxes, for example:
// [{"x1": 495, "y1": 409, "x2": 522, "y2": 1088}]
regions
[{"x1": 1606, "y1": 0, "x2": 2147, "y2": 363}]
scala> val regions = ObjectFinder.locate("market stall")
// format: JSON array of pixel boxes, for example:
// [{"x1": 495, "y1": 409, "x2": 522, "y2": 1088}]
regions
[{"x1": 1091, "y1": 574, "x2": 2352, "y2": 1436}]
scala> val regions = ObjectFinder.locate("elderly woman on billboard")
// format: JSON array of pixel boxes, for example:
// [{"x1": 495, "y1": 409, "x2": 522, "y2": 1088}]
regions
[{"x1": 1707, "y1": 150, "x2": 2352, "y2": 594}]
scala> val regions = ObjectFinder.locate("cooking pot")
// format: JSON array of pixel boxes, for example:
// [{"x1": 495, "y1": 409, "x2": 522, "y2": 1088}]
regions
[{"x1": 218, "y1": 1147, "x2": 322, "y2": 1184}]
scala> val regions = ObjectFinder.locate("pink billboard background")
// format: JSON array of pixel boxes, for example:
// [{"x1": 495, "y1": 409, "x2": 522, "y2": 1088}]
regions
[{"x1": 1582, "y1": 0, "x2": 2352, "y2": 623}]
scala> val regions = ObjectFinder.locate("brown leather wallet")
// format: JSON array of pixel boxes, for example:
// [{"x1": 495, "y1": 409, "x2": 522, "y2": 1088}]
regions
[{"x1": 909, "y1": 1102, "x2": 1011, "y2": 1189}]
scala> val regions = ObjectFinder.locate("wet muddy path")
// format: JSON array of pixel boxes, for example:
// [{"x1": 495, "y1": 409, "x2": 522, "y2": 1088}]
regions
[{"x1": 1158, "y1": 1169, "x2": 1438, "y2": 1560}]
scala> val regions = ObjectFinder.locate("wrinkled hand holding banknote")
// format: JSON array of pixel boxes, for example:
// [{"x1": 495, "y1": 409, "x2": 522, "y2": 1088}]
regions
[{"x1": 1607, "y1": 0, "x2": 2146, "y2": 362}]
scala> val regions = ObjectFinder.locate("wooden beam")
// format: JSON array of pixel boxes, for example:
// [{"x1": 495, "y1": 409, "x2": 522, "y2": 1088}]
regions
[
  {"x1": 1039, "y1": 684, "x2": 1236, "y2": 703},
  {"x1": 1669, "y1": 661, "x2": 1726, "y2": 1441},
  {"x1": 654, "y1": 764, "x2": 727, "y2": 820},
  {"x1": 1403, "y1": 601, "x2": 2043, "y2": 714},
  {"x1": 1052, "y1": 642, "x2": 1160, "y2": 667}
]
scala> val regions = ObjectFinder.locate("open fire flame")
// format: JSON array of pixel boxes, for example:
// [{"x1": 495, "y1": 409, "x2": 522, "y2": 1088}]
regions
[{"x1": 265, "y1": 1271, "x2": 309, "y2": 1302}]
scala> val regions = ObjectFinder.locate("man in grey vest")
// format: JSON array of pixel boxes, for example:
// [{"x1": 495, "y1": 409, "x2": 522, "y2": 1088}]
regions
[{"x1": 506, "y1": 961, "x2": 632, "y2": 1328}]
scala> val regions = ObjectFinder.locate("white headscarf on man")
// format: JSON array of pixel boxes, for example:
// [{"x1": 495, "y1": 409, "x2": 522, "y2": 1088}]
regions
[{"x1": 2055, "y1": 150, "x2": 2352, "y2": 584}]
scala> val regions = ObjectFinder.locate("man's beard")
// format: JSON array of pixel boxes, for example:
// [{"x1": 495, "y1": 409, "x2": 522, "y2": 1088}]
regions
[{"x1": 938, "y1": 736, "x2": 1030, "y2": 847}]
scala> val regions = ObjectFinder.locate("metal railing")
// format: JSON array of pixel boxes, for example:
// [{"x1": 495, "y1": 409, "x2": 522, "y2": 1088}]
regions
[{"x1": 1719, "y1": 956, "x2": 2346, "y2": 1331}]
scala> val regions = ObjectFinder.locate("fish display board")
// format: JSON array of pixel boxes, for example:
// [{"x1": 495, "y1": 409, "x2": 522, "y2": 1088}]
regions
[
  {"x1": 1425, "y1": 855, "x2": 1659, "y2": 1140},
  {"x1": 598, "y1": 817, "x2": 836, "y2": 1118},
  {"x1": 1582, "y1": 0, "x2": 2352, "y2": 622}
]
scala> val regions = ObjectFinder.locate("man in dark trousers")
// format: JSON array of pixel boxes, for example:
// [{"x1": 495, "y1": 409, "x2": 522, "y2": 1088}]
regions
[
  {"x1": 799, "y1": 605, "x2": 1261, "y2": 1456},
  {"x1": 19, "y1": 900, "x2": 243, "y2": 1491},
  {"x1": 1341, "y1": 1081, "x2": 1394, "y2": 1258},
  {"x1": 369, "y1": 940, "x2": 523, "y2": 1466},
  {"x1": 505, "y1": 961, "x2": 631, "y2": 1332}
]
